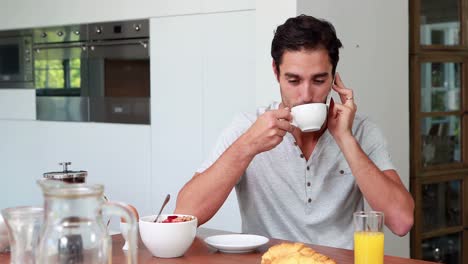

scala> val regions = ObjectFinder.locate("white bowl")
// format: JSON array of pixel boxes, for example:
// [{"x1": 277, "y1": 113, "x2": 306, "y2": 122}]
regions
[{"x1": 139, "y1": 214, "x2": 197, "y2": 258}]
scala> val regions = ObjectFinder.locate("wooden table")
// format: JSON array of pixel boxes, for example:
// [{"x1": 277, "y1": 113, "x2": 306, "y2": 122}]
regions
[{"x1": 0, "y1": 228, "x2": 436, "y2": 263}]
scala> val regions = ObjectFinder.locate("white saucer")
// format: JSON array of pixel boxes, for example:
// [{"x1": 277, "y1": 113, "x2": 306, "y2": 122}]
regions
[{"x1": 204, "y1": 234, "x2": 269, "y2": 253}]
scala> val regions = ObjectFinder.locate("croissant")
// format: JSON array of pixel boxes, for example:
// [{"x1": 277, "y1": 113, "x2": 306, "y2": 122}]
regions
[{"x1": 261, "y1": 242, "x2": 336, "y2": 264}]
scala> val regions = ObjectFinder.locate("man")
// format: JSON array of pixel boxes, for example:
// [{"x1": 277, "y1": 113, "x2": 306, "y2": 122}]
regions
[{"x1": 175, "y1": 15, "x2": 414, "y2": 249}]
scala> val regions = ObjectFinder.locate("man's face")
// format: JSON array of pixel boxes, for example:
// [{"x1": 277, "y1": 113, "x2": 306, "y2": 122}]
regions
[{"x1": 274, "y1": 48, "x2": 334, "y2": 108}]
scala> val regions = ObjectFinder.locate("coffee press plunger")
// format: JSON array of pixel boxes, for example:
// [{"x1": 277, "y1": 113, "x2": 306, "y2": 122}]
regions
[{"x1": 43, "y1": 162, "x2": 87, "y2": 183}]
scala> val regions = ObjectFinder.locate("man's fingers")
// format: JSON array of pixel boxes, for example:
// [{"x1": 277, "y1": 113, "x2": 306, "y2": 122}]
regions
[
  {"x1": 329, "y1": 102, "x2": 353, "y2": 118},
  {"x1": 276, "y1": 128, "x2": 287, "y2": 137},
  {"x1": 272, "y1": 107, "x2": 293, "y2": 121},
  {"x1": 332, "y1": 85, "x2": 354, "y2": 104},
  {"x1": 276, "y1": 118, "x2": 294, "y2": 133},
  {"x1": 332, "y1": 73, "x2": 355, "y2": 105}
]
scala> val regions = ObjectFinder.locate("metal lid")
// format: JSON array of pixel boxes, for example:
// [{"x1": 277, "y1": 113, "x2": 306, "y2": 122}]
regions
[{"x1": 43, "y1": 162, "x2": 87, "y2": 180}]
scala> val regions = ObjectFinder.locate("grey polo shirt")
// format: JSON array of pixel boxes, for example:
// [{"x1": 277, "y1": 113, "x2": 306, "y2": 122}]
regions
[{"x1": 197, "y1": 102, "x2": 396, "y2": 249}]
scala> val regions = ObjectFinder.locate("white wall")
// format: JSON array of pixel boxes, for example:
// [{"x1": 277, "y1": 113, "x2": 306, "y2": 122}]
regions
[
  {"x1": 255, "y1": 0, "x2": 297, "y2": 107},
  {"x1": 297, "y1": 0, "x2": 410, "y2": 258}
]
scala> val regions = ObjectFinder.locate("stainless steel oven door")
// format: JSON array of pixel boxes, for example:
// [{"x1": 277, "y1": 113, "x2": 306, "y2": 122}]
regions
[
  {"x1": 0, "y1": 36, "x2": 33, "y2": 88},
  {"x1": 88, "y1": 38, "x2": 150, "y2": 124},
  {"x1": 34, "y1": 42, "x2": 89, "y2": 122}
]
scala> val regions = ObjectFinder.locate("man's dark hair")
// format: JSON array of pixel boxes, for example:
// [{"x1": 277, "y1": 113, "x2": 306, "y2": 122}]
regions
[{"x1": 271, "y1": 14, "x2": 343, "y2": 75}]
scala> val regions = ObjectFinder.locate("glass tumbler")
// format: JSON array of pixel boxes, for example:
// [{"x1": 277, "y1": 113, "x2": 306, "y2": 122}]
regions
[
  {"x1": 354, "y1": 211, "x2": 384, "y2": 264},
  {"x1": 0, "y1": 215, "x2": 10, "y2": 252},
  {"x1": 1, "y1": 206, "x2": 43, "y2": 264}
]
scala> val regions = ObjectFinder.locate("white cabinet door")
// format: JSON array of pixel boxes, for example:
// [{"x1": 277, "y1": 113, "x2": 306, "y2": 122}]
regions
[
  {"x1": 150, "y1": 15, "x2": 205, "y2": 213},
  {"x1": 201, "y1": 10, "x2": 255, "y2": 231},
  {"x1": 201, "y1": 11, "x2": 256, "y2": 159},
  {"x1": 149, "y1": 11, "x2": 255, "y2": 231}
]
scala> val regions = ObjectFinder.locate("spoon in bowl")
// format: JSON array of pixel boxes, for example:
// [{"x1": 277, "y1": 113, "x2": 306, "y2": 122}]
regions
[{"x1": 154, "y1": 194, "x2": 170, "y2": 223}]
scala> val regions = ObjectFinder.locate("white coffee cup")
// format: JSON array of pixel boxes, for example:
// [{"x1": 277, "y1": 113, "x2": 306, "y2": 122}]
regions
[{"x1": 291, "y1": 103, "x2": 328, "y2": 132}]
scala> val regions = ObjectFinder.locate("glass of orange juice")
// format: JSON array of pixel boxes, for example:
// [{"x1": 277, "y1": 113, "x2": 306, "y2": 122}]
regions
[{"x1": 353, "y1": 211, "x2": 384, "y2": 264}]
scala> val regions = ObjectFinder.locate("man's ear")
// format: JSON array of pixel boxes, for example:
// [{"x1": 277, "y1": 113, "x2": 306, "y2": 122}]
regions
[{"x1": 272, "y1": 61, "x2": 280, "y2": 82}]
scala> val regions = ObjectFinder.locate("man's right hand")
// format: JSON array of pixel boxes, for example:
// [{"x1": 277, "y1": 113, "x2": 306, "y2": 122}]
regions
[{"x1": 239, "y1": 107, "x2": 294, "y2": 156}]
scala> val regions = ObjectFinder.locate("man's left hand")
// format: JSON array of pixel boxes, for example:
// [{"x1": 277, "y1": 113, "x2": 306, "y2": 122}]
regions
[{"x1": 327, "y1": 72, "x2": 357, "y2": 141}]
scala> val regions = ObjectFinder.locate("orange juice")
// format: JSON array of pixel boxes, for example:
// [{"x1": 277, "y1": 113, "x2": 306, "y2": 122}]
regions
[{"x1": 354, "y1": 231, "x2": 384, "y2": 264}]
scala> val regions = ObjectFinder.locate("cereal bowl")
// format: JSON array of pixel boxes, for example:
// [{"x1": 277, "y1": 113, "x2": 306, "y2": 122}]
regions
[{"x1": 139, "y1": 214, "x2": 197, "y2": 258}]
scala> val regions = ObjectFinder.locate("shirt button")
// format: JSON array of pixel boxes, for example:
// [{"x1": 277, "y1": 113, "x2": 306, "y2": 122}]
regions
[
  {"x1": 339, "y1": 170, "x2": 344, "y2": 174},
  {"x1": 308, "y1": 198, "x2": 312, "y2": 203},
  {"x1": 306, "y1": 166, "x2": 310, "y2": 171},
  {"x1": 300, "y1": 154, "x2": 304, "y2": 158},
  {"x1": 307, "y1": 182, "x2": 311, "y2": 187}
]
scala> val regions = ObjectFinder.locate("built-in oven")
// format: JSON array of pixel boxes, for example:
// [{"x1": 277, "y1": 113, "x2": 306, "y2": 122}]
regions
[
  {"x1": 33, "y1": 19, "x2": 150, "y2": 124},
  {"x1": 33, "y1": 24, "x2": 89, "y2": 122},
  {"x1": 0, "y1": 30, "x2": 33, "y2": 88},
  {"x1": 87, "y1": 20, "x2": 150, "y2": 124}
]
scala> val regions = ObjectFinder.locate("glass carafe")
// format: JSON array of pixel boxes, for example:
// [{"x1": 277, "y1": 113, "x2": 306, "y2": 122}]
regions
[{"x1": 36, "y1": 180, "x2": 137, "y2": 264}]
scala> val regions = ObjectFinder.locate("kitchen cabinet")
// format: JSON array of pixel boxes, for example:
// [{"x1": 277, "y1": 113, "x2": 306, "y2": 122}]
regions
[{"x1": 410, "y1": 0, "x2": 468, "y2": 263}]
